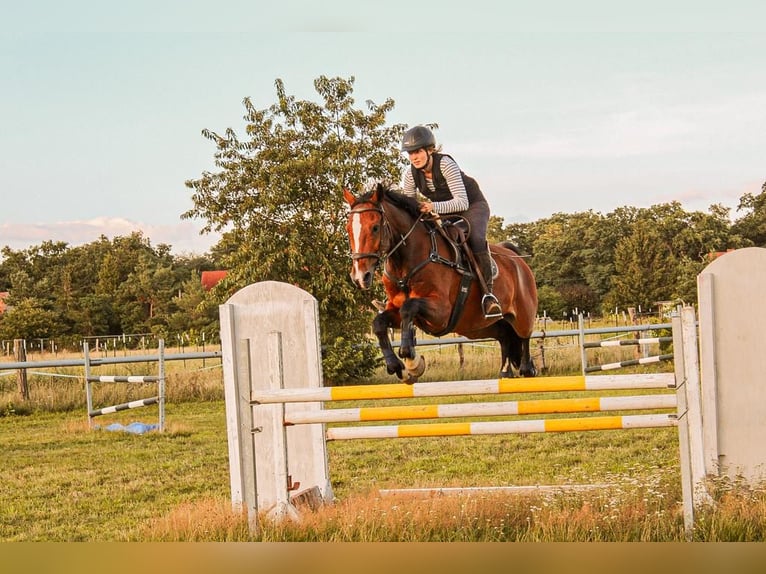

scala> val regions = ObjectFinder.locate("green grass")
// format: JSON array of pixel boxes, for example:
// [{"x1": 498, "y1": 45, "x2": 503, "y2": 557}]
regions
[
  {"x1": 0, "y1": 401, "x2": 231, "y2": 541},
  {"x1": 2, "y1": 396, "x2": 764, "y2": 541}
]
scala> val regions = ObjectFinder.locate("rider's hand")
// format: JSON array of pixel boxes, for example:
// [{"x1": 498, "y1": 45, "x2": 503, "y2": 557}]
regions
[{"x1": 419, "y1": 202, "x2": 434, "y2": 214}]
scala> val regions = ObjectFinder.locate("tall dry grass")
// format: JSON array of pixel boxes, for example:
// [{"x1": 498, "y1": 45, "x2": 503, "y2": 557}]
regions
[{"x1": 137, "y1": 473, "x2": 766, "y2": 541}]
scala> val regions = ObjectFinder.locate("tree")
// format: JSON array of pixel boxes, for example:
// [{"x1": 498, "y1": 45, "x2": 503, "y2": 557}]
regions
[
  {"x1": 0, "y1": 234, "x2": 217, "y2": 349},
  {"x1": 731, "y1": 181, "x2": 766, "y2": 247},
  {"x1": 608, "y1": 221, "x2": 677, "y2": 312},
  {"x1": 486, "y1": 215, "x2": 508, "y2": 244},
  {"x1": 0, "y1": 298, "x2": 62, "y2": 341},
  {"x1": 183, "y1": 76, "x2": 406, "y2": 383},
  {"x1": 167, "y1": 271, "x2": 220, "y2": 337},
  {"x1": 524, "y1": 211, "x2": 620, "y2": 314}
]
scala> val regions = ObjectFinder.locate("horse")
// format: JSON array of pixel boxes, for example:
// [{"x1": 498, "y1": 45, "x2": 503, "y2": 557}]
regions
[{"x1": 344, "y1": 183, "x2": 538, "y2": 383}]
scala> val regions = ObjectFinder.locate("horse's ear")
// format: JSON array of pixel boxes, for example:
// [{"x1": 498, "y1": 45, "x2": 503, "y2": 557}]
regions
[
  {"x1": 372, "y1": 182, "x2": 385, "y2": 201},
  {"x1": 342, "y1": 188, "x2": 356, "y2": 206}
]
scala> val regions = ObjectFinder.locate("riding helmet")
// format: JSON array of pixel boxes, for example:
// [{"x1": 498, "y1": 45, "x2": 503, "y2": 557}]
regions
[{"x1": 401, "y1": 125, "x2": 436, "y2": 152}]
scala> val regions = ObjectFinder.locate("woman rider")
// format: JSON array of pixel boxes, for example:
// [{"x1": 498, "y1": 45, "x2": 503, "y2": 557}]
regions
[{"x1": 399, "y1": 125, "x2": 502, "y2": 319}]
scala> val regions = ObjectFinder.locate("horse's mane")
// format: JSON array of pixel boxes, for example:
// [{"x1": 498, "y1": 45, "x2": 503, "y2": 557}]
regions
[
  {"x1": 356, "y1": 184, "x2": 529, "y2": 256},
  {"x1": 356, "y1": 183, "x2": 422, "y2": 219}
]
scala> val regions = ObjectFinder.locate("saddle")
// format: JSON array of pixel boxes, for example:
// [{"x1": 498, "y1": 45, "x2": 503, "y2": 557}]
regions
[{"x1": 428, "y1": 216, "x2": 497, "y2": 279}]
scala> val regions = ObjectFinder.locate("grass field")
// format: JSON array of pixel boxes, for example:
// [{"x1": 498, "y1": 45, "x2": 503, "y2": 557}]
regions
[{"x1": 1, "y1": 334, "x2": 765, "y2": 541}]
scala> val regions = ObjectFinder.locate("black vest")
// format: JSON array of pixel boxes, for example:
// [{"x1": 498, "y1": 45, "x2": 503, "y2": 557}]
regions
[{"x1": 411, "y1": 153, "x2": 486, "y2": 204}]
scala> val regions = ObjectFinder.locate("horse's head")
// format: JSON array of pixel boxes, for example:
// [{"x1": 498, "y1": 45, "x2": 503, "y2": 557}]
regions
[{"x1": 343, "y1": 184, "x2": 387, "y2": 290}]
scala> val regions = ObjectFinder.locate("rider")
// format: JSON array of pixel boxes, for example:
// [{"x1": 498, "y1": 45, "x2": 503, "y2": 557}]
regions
[{"x1": 399, "y1": 125, "x2": 502, "y2": 319}]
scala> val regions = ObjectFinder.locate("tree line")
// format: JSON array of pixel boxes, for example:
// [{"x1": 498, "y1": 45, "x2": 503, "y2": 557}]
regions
[
  {"x1": 2, "y1": 76, "x2": 764, "y2": 383},
  {"x1": 495, "y1": 186, "x2": 765, "y2": 318},
  {"x1": 0, "y1": 233, "x2": 224, "y2": 350}
]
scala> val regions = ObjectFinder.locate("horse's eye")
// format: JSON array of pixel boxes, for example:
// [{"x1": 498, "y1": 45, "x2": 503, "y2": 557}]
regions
[{"x1": 372, "y1": 224, "x2": 380, "y2": 234}]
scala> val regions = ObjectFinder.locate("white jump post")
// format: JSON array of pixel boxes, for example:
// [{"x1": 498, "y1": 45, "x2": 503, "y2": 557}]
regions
[
  {"x1": 219, "y1": 281, "x2": 333, "y2": 533},
  {"x1": 696, "y1": 247, "x2": 766, "y2": 485}
]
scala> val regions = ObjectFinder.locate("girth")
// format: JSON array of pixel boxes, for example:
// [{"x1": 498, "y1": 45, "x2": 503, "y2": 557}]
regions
[{"x1": 384, "y1": 220, "x2": 475, "y2": 337}]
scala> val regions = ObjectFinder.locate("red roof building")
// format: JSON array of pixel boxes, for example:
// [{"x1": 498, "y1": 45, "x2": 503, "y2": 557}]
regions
[{"x1": 201, "y1": 270, "x2": 228, "y2": 291}]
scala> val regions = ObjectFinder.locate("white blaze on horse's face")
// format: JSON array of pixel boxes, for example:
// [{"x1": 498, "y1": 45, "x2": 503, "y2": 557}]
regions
[
  {"x1": 346, "y1": 206, "x2": 381, "y2": 290},
  {"x1": 348, "y1": 210, "x2": 366, "y2": 287},
  {"x1": 349, "y1": 211, "x2": 363, "y2": 258}
]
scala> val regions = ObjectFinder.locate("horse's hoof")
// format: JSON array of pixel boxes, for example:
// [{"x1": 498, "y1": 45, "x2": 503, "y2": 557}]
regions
[
  {"x1": 402, "y1": 373, "x2": 418, "y2": 385},
  {"x1": 520, "y1": 364, "x2": 537, "y2": 377},
  {"x1": 387, "y1": 359, "x2": 406, "y2": 378},
  {"x1": 499, "y1": 370, "x2": 514, "y2": 379},
  {"x1": 403, "y1": 355, "x2": 425, "y2": 377}
]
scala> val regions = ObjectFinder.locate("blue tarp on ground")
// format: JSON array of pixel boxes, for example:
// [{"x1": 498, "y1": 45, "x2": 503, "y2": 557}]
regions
[{"x1": 99, "y1": 422, "x2": 159, "y2": 434}]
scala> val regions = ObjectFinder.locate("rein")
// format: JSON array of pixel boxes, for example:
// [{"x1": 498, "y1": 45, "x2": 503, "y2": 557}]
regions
[
  {"x1": 349, "y1": 195, "x2": 475, "y2": 336},
  {"x1": 350, "y1": 198, "x2": 468, "y2": 292}
]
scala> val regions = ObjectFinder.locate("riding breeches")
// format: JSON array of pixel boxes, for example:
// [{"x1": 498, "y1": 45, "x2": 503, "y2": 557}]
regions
[{"x1": 462, "y1": 200, "x2": 491, "y2": 254}]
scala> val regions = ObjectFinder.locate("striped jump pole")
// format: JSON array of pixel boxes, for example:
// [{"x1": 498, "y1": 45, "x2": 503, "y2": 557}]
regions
[
  {"x1": 84, "y1": 339, "x2": 166, "y2": 431},
  {"x1": 286, "y1": 394, "x2": 677, "y2": 425},
  {"x1": 89, "y1": 396, "x2": 159, "y2": 417},
  {"x1": 252, "y1": 372, "x2": 675, "y2": 405},
  {"x1": 325, "y1": 413, "x2": 677, "y2": 441},
  {"x1": 88, "y1": 375, "x2": 160, "y2": 383},
  {"x1": 581, "y1": 331, "x2": 674, "y2": 373},
  {"x1": 583, "y1": 337, "x2": 673, "y2": 348},
  {"x1": 584, "y1": 354, "x2": 674, "y2": 373}
]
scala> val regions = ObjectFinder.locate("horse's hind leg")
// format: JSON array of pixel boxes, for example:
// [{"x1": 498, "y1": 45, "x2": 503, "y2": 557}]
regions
[
  {"x1": 500, "y1": 322, "x2": 522, "y2": 377},
  {"x1": 518, "y1": 337, "x2": 537, "y2": 377},
  {"x1": 496, "y1": 321, "x2": 536, "y2": 378},
  {"x1": 499, "y1": 334, "x2": 515, "y2": 379},
  {"x1": 486, "y1": 322, "x2": 518, "y2": 378}
]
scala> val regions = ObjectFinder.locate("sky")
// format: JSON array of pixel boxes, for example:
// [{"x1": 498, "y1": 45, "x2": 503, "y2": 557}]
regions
[{"x1": 2, "y1": 1, "x2": 764, "y2": 256}]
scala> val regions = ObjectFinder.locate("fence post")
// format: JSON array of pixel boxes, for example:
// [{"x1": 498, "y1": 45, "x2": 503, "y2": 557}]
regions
[
  {"x1": 578, "y1": 314, "x2": 587, "y2": 375},
  {"x1": 14, "y1": 339, "x2": 29, "y2": 401}
]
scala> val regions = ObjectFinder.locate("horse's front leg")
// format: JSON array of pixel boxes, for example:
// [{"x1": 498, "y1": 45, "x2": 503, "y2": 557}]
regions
[
  {"x1": 372, "y1": 310, "x2": 405, "y2": 379},
  {"x1": 398, "y1": 297, "x2": 428, "y2": 383}
]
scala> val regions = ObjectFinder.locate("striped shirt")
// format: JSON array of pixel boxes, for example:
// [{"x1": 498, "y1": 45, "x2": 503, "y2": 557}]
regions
[{"x1": 401, "y1": 154, "x2": 470, "y2": 214}]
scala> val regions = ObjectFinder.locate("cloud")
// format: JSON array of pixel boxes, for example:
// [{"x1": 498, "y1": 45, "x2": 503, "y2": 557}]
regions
[
  {"x1": 452, "y1": 91, "x2": 766, "y2": 161},
  {"x1": 0, "y1": 217, "x2": 221, "y2": 255},
  {"x1": 454, "y1": 109, "x2": 694, "y2": 160}
]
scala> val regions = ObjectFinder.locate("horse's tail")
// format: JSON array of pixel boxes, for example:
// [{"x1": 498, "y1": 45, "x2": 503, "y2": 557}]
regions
[{"x1": 498, "y1": 241, "x2": 526, "y2": 256}]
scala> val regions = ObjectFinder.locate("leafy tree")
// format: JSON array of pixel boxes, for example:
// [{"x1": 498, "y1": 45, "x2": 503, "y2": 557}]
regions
[
  {"x1": 524, "y1": 211, "x2": 619, "y2": 314},
  {"x1": 731, "y1": 181, "x2": 766, "y2": 247},
  {"x1": 0, "y1": 298, "x2": 63, "y2": 341},
  {"x1": 536, "y1": 284, "x2": 566, "y2": 318},
  {"x1": 183, "y1": 76, "x2": 406, "y2": 383},
  {"x1": 167, "y1": 271, "x2": 220, "y2": 337},
  {"x1": 0, "y1": 234, "x2": 218, "y2": 348},
  {"x1": 66, "y1": 294, "x2": 113, "y2": 337},
  {"x1": 608, "y1": 221, "x2": 677, "y2": 311},
  {"x1": 486, "y1": 215, "x2": 508, "y2": 244},
  {"x1": 500, "y1": 221, "x2": 536, "y2": 256},
  {"x1": 120, "y1": 253, "x2": 178, "y2": 334}
]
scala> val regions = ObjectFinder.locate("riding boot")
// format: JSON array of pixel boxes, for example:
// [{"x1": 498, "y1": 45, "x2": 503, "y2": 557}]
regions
[{"x1": 476, "y1": 251, "x2": 502, "y2": 318}]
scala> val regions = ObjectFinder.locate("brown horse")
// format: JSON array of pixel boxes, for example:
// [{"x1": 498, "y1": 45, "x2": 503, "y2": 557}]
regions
[{"x1": 344, "y1": 183, "x2": 538, "y2": 383}]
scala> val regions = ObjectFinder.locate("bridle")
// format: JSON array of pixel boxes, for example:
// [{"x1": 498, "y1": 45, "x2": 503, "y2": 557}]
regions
[
  {"x1": 348, "y1": 202, "x2": 424, "y2": 266},
  {"x1": 348, "y1": 197, "x2": 467, "y2": 297}
]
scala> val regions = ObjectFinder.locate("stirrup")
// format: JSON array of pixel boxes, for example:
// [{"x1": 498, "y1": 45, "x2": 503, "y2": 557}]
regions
[{"x1": 482, "y1": 294, "x2": 503, "y2": 318}]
